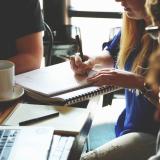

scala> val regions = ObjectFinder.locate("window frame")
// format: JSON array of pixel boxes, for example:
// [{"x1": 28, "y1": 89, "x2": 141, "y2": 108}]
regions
[{"x1": 68, "y1": 10, "x2": 122, "y2": 19}]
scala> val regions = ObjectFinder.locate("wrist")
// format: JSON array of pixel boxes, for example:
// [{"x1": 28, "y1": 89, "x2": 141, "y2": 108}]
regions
[
  {"x1": 139, "y1": 81, "x2": 158, "y2": 106},
  {"x1": 141, "y1": 82, "x2": 152, "y2": 92},
  {"x1": 136, "y1": 75, "x2": 145, "y2": 90}
]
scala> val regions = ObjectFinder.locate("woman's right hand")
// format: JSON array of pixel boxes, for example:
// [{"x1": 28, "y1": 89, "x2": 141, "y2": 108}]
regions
[{"x1": 70, "y1": 54, "x2": 94, "y2": 75}]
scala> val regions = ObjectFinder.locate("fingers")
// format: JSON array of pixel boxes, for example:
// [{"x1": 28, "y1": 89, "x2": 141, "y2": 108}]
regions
[
  {"x1": 70, "y1": 55, "x2": 82, "y2": 72},
  {"x1": 70, "y1": 55, "x2": 92, "y2": 75},
  {"x1": 86, "y1": 68, "x2": 136, "y2": 87},
  {"x1": 87, "y1": 69, "x2": 113, "y2": 80},
  {"x1": 87, "y1": 73, "x2": 112, "y2": 86},
  {"x1": 87, "y1": 68, "x2": 117, "y2": 86},
  {"x1": 70, "y1": 55, "x2": 82, "y2": 67}
]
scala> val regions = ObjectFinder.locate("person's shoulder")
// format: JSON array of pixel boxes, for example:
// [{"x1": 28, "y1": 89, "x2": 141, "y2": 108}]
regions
[
  {"x1": 14, "y1": 0, "x2": 39, "y2": 6},
  {"x1": 13, "y1": 0, "x2": 40, "y2": 13},
  {"x1": 114, "y1": 31, "x2": 121, "y2": 40},
  {"x1": 110, "y1": 31, "x2": 121, "y2": 46}
]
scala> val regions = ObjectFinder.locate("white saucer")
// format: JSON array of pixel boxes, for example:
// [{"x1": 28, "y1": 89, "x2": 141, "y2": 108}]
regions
[{"x1": 0, "y1": 85, "x2": 24, "y2": 102}]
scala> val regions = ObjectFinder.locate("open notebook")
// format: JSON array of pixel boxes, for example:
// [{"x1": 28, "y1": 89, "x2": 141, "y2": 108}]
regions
[
  {"x1": 16, "y1": 61, "x2": 122, "y2": 105},
  {"x1": 16, "y1": 61, "x2": 91, "y2": 96}
]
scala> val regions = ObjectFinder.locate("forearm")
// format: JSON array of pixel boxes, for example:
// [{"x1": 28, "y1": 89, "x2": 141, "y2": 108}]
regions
[
  {"x1": 9, "y1": 52, "x2": 43, "y2": 74},
  {"x1": 89, "y1": 51, "x2": 114, "y2": 68},
  {"x1": 11, "y1": 32, "x2": 43, "y2": 74}
]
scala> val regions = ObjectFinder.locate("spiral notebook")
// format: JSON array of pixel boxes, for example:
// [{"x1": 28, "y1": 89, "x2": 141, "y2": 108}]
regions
[
  {"x1": 16, "y1": 61, "x2": 94, "y2": 97},
  {"x1": 15, "y1": 61, "x2": 122, "y2": 105},
  {"x1": 25, "y1": 85, "x2": 122, "y2": 105}
]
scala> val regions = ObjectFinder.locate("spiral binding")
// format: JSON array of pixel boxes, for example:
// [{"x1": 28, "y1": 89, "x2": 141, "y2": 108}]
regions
[
  {"x1": 65, "y1": 86, "x2": 122, "y2": 105},
  {"x1": 25, "y1": 86, "x2": 122, "y2": 106}
]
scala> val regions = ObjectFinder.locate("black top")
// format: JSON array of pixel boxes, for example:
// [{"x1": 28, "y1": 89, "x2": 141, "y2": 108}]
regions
[{"x1": 0, "y1": 0, "x2": 44, "y2": 59}]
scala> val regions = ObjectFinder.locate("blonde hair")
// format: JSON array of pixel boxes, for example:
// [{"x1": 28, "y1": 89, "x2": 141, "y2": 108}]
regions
[
  {"x1": 146, "y1": 48, "x2": 160, "y2": 94},
  {"x1": 117, "y1": 13, "x2": 158, "y2": 75},
  {"x1": 145, "y1": 0, "x2": 160, "y2": 93},
  {"x1": 145, "y1": 0, "x2": 160, "y2": 25}
]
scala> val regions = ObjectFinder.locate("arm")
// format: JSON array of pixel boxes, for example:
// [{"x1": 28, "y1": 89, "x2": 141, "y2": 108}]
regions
[
  {"x1": 87, "y1": 67, "x2": 159, "y2": 106},
  {"x1": 8, "y1": 0, "x2": 44, "y2": 74},
  {"x1": 90, "y1": 50, "x2": 114, "y2": 68},
  {"x1": 9, "y1": 31, "x2": 43, "y2": 75}
]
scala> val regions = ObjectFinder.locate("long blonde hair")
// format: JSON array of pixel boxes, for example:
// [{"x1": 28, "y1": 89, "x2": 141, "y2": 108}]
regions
[
  {"x1": 117, "y1": 13, "x2": 158, "y2": 75},
  {"x1": 145, "y1": 0, "x2": 160, "y2": 93},
  {"x1": 145, "y1": 0, "x2": 160, "y2": 25},
  {"x1": 146, "y1": 48, "x2": 160, "y2": 93}
]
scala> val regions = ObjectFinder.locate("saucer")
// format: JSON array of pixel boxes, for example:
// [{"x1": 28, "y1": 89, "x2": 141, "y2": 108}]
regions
[{"x1": 0, "y1": 85, "x2": 24, "y2": 102}]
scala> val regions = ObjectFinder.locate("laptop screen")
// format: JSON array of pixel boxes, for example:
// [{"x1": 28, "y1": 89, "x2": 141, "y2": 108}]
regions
[{"x1": 0, "y1": 126, "x2": 54, "y2": 160}]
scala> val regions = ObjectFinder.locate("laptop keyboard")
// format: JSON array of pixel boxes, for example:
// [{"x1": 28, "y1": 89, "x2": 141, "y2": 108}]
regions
[
  {"x1": 48, "y1": 135, "x2": 75, "y2": 160},
  {"x1": 0, "y1": 129, "x2": 19, "y2": 160},
  {"x1": 0, "y1": 129, "x2": 75, "y2": 160}
]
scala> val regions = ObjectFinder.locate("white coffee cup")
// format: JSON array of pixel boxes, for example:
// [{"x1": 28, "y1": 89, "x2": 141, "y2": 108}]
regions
[{"x1": 0, "y1": 60, "x2": 15, "y2": 99}]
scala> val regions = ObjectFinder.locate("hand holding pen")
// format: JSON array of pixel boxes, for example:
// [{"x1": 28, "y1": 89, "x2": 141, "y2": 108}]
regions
[
  {"x1": 60, "y1": 34, "x2": 94, "y2": 75},
  {"x1": 70, "y1": 54, "x2": 94, "y2": 76}
]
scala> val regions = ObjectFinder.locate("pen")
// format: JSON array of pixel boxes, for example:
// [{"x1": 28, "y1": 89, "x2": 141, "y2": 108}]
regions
[
  {"x1": 60, "y1": 54, "x2": 71, "y2": 60},
  {"x1": 19, "y1": 112, "x2": 59, "y2": 126},
  {"x1": 75, "y1": 35, "x2": 84, "y2": 61}
]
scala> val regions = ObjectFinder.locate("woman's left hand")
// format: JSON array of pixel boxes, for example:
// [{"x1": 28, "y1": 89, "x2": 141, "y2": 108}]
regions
[{"x1": 87, "y1": 68, "x2": 144, "y2": 89}]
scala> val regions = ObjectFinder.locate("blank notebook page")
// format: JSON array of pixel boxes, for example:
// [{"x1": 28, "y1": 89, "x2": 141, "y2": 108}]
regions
[
  {"x1": 3, "y1": 103, "x2": 90, "y2": 135},
  {"x1": 15, "y1": 61, "x2": 91, "y2": 96}
]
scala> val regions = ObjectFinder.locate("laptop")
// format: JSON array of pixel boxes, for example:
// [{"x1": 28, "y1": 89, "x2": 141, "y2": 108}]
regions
[
  {"x1": 0, "y1": 126, "x2": 75, "y2": 160},
  {"x1": 0, "y1": 125, "x2": 54, "y2": 160}
]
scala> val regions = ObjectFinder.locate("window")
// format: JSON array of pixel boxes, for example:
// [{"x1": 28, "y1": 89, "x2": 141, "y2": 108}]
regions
[
  {"x1": 39, "y1": 0, "x2": 43, "y2": 9},
  {"x1": 70, "y1": 0, "x2": 122, "y2": 12},
  {"x1": 69, "y1": 0, "x2": 123, "y2": 56}
]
